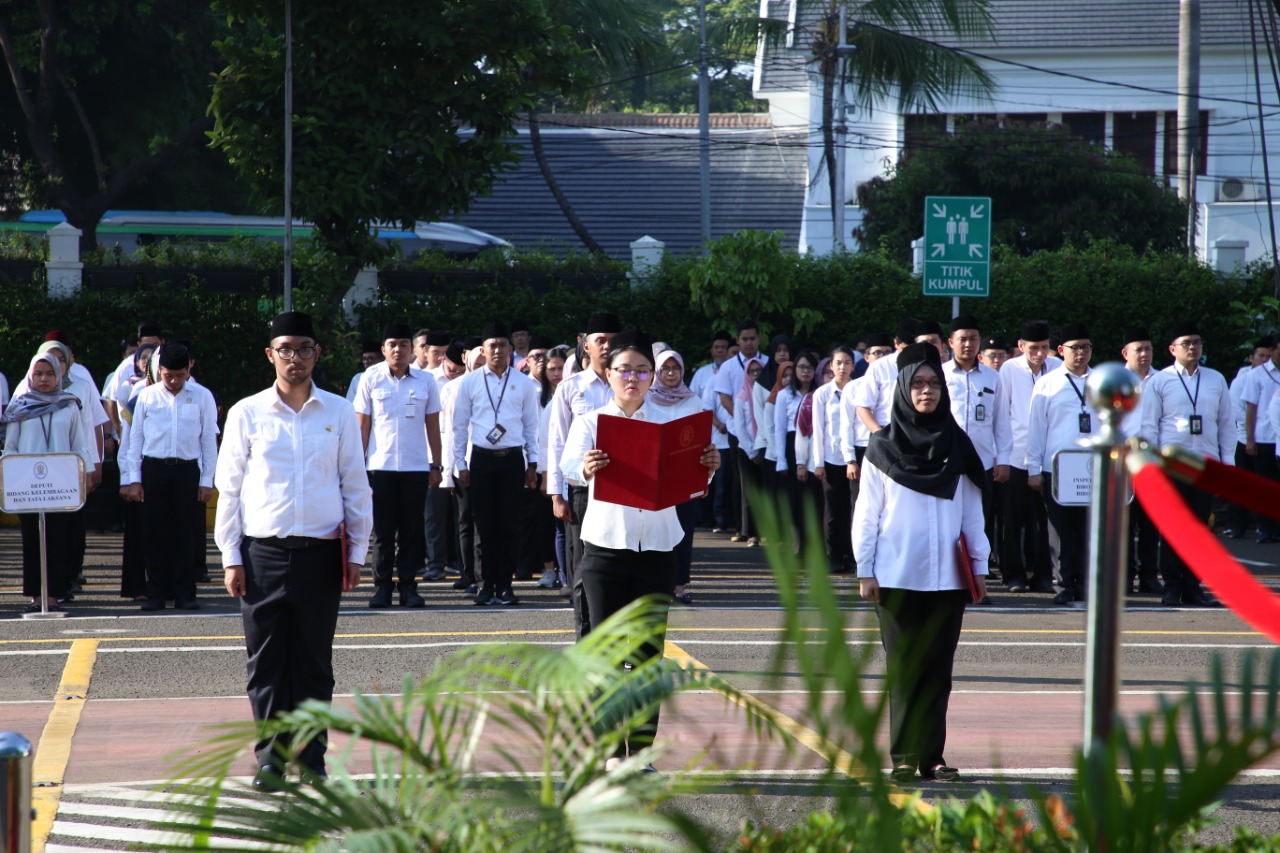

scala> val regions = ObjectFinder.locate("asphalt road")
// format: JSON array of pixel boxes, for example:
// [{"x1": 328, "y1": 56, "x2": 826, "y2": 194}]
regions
[{"x1": 3, "y1": 524, "x2": 1280, "y2": 850}]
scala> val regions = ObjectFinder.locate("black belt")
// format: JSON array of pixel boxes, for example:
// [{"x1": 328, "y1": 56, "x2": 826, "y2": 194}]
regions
[
  {"x1": 471, "y1": 446, "x2": 519, "y2": 458},
  {"x1": 248, "y1": 535, "x2": 335, "y2": 550},
  {"x1": 143, "y1": 456, "x2": 198, "y2": 466}
]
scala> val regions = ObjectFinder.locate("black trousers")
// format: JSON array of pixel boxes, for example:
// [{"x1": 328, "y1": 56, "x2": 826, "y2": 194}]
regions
[
  {"x1": 1159, "y1": 480, "x2": 1212, "y2": 600},
  {"x1": 518, "y1": 475, "x2": 549, "y2": 573},
  {"x1": 468, "y1": 448, "x2": 524, "y2": 592},
  {"x1": 783, "y1": 431, "x2": 823, "y2": 553},
  {"x1": 1224, "y1": 442, "x2": 1258, "y2": 534},
  {"x1": 1128, "y1": 497, "x2": 1160, "y2": 584},
  {"x1": 1042, "y1": 473, "x2": 1089, "y2": 593},
  {"x1": 673, "y1": 499, "x2": 699, "y2": 587},
  {"x1": 821, "y1": 461, "x2": 854, "y2": 569},
  {"x1": 141, "y1": 457, "x2": 201, "y2": 602},
  {"x1": 369, "y1": 470, "x2": 428, "y2": 591},
  {"x1": 579, "y1": 542, "x2": 676, "y2": 757},
  {"x1": 876, "y1": 587, "x2": 968, "y2": 772},
  {"x1": 734, "y1": 443, "x2": 758, "y2": 538},
  {"x1": 120, "y1": 501, "x2": 147, "y2": 599},
  {"x1": 425, "y1": 484, "x2": 459, "y2": 573},
  {"x1": 1000, "y1": 468, "x2": 1051, "y2": 585},
  {"x1": 20, "y1": 512, "x2": 75, "y2": 599},
  {"x1": 454, "y1": 482, "x2": 479, "y2": 583},
  {"x1": 565, "y1": 485, "x2": 592, "y2": 637},
  {"x1": 1254, "y1": 444, "x2": 1279, "y2": 538},
  {"x1": 241, "y1": 537, "x2": 343, "y2": 770}
]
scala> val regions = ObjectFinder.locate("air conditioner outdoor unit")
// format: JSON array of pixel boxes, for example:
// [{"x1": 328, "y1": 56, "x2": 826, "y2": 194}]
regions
[{"x1": 1218, "y1": 177, "x2": 1261, "y2": 202}]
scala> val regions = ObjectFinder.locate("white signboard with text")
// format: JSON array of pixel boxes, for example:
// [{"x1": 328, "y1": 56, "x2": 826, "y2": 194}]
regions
[{"x1": 0, "y1": 453, "x2": 87, "y2": 513}]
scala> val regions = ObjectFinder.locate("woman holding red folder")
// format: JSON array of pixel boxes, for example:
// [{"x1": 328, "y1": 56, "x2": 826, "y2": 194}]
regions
[
  {"x1": 561, "y1": 331, "x2": 720, "y2": 772},
  {"x1": 852, "y1": 342, "x2": 989, "y2": 784}
]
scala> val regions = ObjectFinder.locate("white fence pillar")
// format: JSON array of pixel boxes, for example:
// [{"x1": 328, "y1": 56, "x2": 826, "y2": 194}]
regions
[
  {"x1": 343, "y1": 264, "x2": 380, "y2": 323},
  {"x1": 45, "y1": 222, "x2": 83, "y2": 298},
  {"x1": 628, "y1": 236, "x2": 665, "y2": 289},
  {"x1": 911, "y1": 237, "x2": 924, "y2": 276}
]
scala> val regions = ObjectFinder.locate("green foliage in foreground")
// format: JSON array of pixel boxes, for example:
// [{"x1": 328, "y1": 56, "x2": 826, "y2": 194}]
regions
[{"x1": 150, "y1": 490, "x2": 1280, "y2": 850}]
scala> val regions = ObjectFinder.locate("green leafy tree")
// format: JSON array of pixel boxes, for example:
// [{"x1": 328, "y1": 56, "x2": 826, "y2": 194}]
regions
[
  {"x1": 210, "y1": 0, "x2": 582, "y2": 295},
  {"x1": 0, "y1": 0, "x2": 237, "y2": 248},
  {"x1": 855, "y1": 120, "x2": 1189, "y2": 262},
  {"x1": 806, "y1": 0, "x2": 996, "y2": 242}
]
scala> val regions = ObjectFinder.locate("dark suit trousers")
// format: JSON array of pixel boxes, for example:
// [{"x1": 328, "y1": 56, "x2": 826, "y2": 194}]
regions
[
  {"x1": 468, "y1": 448, "x2": 523, "y2": 592},
  {"x1": 821, "y1": 462, "x2": 854, "y2": 567},
  {"x1": 1042, "y1": 473, "x2": 1088, "y2": 593},
  {"x1": 141, "y1": 457, "x2": 200, "y2": 602},
  {"x1": 1159, "y1": 480, "x2": 1212, "y2": 599},
  {"x1": 1001, "y1": 467, "x2": 1051, "y2": 585},
  {"x1": 454, "y1": 482, "x2": 479, "y2": 583},
  {"x1": 579, "y1": 542, "x2": 676, "y2": 757},
  {"x1": 425, "y1": 482, "x2": 459, "y2": 572},
  {"x1": 565, "y1": 484, "x2": 592, "y2": 637},
  {"x1": 241, "y1": 537, "x2": 343, "y2": 769},
  {"x1": 875, "y1": 587, "x2": 968, "y2": 772},
  {"x1": 369, "y1": 470, "x2": 428, "y2": 591}
]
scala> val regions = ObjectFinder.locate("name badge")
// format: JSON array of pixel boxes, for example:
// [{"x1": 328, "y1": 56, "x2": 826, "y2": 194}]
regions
[
  {"x1": 405, "y1": 401, "x2": 417, "y2": 419},
  {"x1": 486, "y1": 424, "x2": 507, "y2": 445},
  {"x1": 974, "y1": 403, "x2": 986, "y2": 422},
  {"x1": 1189, "y1": 414, "x2": 1203, "y2": 435},
  {"x1": 1078, "y1": 413, "x2": 1092, "y2": 434}
]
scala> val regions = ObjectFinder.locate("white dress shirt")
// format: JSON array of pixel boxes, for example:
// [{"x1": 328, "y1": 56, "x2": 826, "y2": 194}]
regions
[
  {"x1": 121, "y1": 381, "x2": 219, "y2": 486},
  {"x1": 997, "y1": 353, "x2": 1063, "y2": 469},
  {"x1": 943, "y1": 359, "x2": 1008, "y2": 470},
  {"x1": 852, "y1": 350, "x2": 900, "y2": 429},
  {"x1": 450, "y1": 364, "x2": 540, "y2": 472},
  {"x1": 853, "y1": 462, "x2": 990, "y2": 590},
  {"x1": 546, "y1": 367, "x2": 612, "y2": 497},
  {"x1": 562, "y1": 399, "x2": 687, "y2": 552},
  {"x1": 1120, "y1": 368, "x2": 1156, "y2": 442},
  {"x1": 839, "y1": 375, "x2": 871, "y2": 462},
  {"x1": 438, "y1": 378, "x2": 462, "y2": 488},
  {"x1": 811, "y1": 380, "x2": 850, "y2": 468},
  {"x1": 773, "y1": 387, "x2": 813, "y2": 472},
  {"x1": 1026, "y1": 366, "x2": 1099, "y2": 477},
  {"x1": 354, "y1": 362, "x2": 442, "y2": 471},
  {"x1": 1141, "y1": 363, "x2": 1234, "y2": 462},
  {"x1": 345, "y1": 369, "x2": 368, "y2": 404},
  {"x1": 1230, "y1": 364, "x2": 1253, "y2": 446},
  {"x1": 2, "y1": 401, "x2": 93, "y2": 466},
  {"x1": 690, "y1": 362, "x2": 731, "y2": 451},
  {"x1": 1243, "y1": 360, "x2": 1280, "y2": 444},
  {"x1": 1269, "y1": 394, "x2": 1280, "y2": 459},
  {"x1": 714, "y1": 352, "x2": 769, "y2": 440},
  {"x1": 214, "y1": 383, "x2": 373, "y2": 567},
  {"x1": 752, "y1": 383, "x2": 773, "y2": 458}
]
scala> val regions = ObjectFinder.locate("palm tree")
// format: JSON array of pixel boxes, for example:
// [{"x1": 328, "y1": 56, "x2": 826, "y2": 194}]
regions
[{"x1": 805, "y1": 0, "x2": 996, "y2": 245}]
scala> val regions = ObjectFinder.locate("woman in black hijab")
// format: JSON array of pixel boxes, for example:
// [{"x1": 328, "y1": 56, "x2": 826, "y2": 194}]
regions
[{"x1": 851, "y1": 343, "x2": 990, "y2": 784}]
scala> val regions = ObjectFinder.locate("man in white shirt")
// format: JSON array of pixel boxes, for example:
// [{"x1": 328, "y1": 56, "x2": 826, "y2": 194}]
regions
[
  {"x1": 688, "y1": 330, "x2": 734, "y2": 531},
  {"x1": 452, "y1": 322, "x2": 541, "y2": 606},
  {"x1": 1119, "y1": 328, "x2": 1162, "y2": 594},
  {"x1": 853, "y1": 317, "x2": 919, "y2": 435},
  {"x1": 547, "y1": 311, "x2": 620, "y2": 633},
  {"x1": 410, "y1": 328, "x2": 456, "y2": 582},
  {"x1": 1142, "y1": 322, "x2": 1233, "y2": 607},
  {"x1": 995, "y1": 320, "x2": 1062, "y2": 594},
  {"x1": 1027, "y1": 323, "x2": 1098, "y2": 605},
  {"x1": 106, "y1": 321, "x2": 164, "y2": 436},
  {"x1": 1223, "y1": 336, "x2": 1275, "y2": 538},
  {"x1": 215, "y1": 311, "x2": 373, "y2": 788},
  {"x1": 715, "y1": 319, "x2": 770, "y2": 544},
  {"x1": 355, "y1": 323, "x2": 443, "y2": 609},
  {"x1": 345, "y1": 341, "x2": 383, "y2": 404},
  {"x1": 944, "y1": 316, "x2": 1009, "y2": 593},
  {"x1": 979, "y1": 335, "x2": 1010, "y2": 372},
  {"x1": 120, "y1": 343, "x2": 218, "y2": 611},
  {"x1": 1242, "y1": 340, "x2": 1280, "y2": 543}
]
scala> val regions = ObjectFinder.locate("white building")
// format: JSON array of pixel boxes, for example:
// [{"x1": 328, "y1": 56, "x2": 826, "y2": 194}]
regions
[{"x1": 753, "y1": 0, "x2": 1280, "y2": 269}]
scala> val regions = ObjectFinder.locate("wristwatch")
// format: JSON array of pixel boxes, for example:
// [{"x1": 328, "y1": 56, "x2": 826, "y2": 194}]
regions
[{"x1": 429, "y1": 464, "x2": 443, "y2": 472}]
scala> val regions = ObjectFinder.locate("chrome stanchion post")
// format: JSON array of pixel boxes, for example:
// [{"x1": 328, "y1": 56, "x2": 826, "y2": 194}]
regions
[
  {"x1": 1083, "y1": 363, "x2": 1142, "y2": 754},
  {"x1": 24, "y1": 512, "x2": 67, "y2": 620},
  {"x1": 0, "y1": 731, "x2": 33, "y2": 853}
]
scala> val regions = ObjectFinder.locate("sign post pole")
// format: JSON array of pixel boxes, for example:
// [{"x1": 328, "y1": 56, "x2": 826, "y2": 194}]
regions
[{"x1": 30, "y1": 511, "x2": 66, "y2": 620}]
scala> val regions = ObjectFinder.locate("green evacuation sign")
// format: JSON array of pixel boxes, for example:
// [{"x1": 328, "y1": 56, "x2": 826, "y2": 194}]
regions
[{"x1": 922, "y1": 196, "x2": 991, "y2": 297}]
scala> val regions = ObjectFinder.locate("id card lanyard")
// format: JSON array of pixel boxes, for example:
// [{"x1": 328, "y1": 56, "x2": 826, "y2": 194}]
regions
[
  {"x1": 1178, "y1": 368, "x2": 1203, "y2": 435},
  {"x1": 483, "y1": 368, "x2": 511, "y2": 444},
  {"x1": 1066, "y1": 372, "x2": 1090, "y2": 433}
]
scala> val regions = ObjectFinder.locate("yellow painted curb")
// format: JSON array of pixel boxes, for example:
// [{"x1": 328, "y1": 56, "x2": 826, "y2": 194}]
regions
[{"x1": 30, "y1": 638, "x2": 99, "y2": 853}]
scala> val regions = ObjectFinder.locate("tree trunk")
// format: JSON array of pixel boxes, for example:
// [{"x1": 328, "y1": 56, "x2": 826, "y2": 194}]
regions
[{"x1": 528, "y1": 110, "x2": 607, "y2": 255}]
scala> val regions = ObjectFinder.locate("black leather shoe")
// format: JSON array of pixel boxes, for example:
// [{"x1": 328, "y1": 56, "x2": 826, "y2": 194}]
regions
[
  {"x1": 1162, "y1": 590, "x2": 1182, "y2": 607},
  {"x1": 1137, "y1": 578, "x2": 1165, "y2": 594},
  {"x1": 452, "y1": 576, "x2": 475, "y2": 591},
  {"x1": 1182, "y1": 591, "x2": 1222, "y2": 607},
  {"x1": 922, "y1": 764, "x2": 961, "y2": 781},
  {"x1": 368, "y1": 587, "x2": 393, "y2": 609},
  {"x1": 1030, "y1": 579, "x2": 1056, "y2": 594},
  {"x1": 400, "y1": 590, "x2": 426, "y2": 608},
  {"x1": 174, "y1": 598, "x2": 200, "y2": 611},
  {"x1": 1052, "y1": 588, "x2": 1077, "y2": 606},
  {"x1": 1006, "y1": 579, "x2": 1028, "y2": 593},
  {"x1": 251, "y1": 764, "x2": 286, "y2": 791},
  {"x1": 140, "y1": 598, "x2": 164, "y2": 612}
]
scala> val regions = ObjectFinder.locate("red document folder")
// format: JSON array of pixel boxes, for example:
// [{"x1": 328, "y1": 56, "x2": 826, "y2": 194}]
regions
[
  {"x1": 957, "y1": 533, "x2": 982, "y2": 604},
  {"x1": 594, "y1": 409, "x2": 713, "y2": 511}
]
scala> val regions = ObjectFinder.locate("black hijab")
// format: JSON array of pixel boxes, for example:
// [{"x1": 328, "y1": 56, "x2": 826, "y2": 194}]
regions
[
  {"x1": 863, "y1": 344, "x2": 989, "y2": 500},
  {"x1": 755, "y1": 334, "x2": 793, "y2": 391}
]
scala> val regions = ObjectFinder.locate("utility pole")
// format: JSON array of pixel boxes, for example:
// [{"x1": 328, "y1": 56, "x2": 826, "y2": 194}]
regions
[
  {"x1": 1177, "y1": 0, "x2": 1200, "y2": 257},
  {"x1": 283, "y1": 0, "x2": 294, "y2": 311},
  {"x1": 832, "y1": 7, "x2": 850, "y2": 251},
  {"x1": 698, "y1": 0, "x2": 711, "y2": 253}
]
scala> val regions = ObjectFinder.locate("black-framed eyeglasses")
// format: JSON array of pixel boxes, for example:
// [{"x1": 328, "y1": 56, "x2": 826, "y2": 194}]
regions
[
  {"x1": 273, "y1": 346, "x2": 317, "y2": 360},
  {"x1": 1062, "y1": 343, "x2": 1093, "y2": 352},
  {"x1": 1174, "y1": 339, "x2": 1204, "y2": 349},
  {"x1": 909, "y1": 379, "x2": 943, "y2": 391}
]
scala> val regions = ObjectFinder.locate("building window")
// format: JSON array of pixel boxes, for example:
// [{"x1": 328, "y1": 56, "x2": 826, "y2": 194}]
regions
[
  {"x1": 903, "y1": 114, "x2": 946, "y2": 156},
  {"x1": 1113, "y1": 111, "x2": 1158, "y2": 174},
  {"x1": 1162, "y1": 111, "x2": 1209, "y2": 176},
  {"x1": 1063, "y1": 112, "x2": 1106, "y2": 145}
]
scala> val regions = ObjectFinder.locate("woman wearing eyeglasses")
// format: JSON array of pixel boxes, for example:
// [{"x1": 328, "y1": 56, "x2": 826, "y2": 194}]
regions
[
  {"x1": 562, "y1": 331, "x2": 720, "y2": 770},
  {"x1": 774, "y1": 349, "x2": 823, "y2": 551},
  {"x1": 853, "y1": 343, "x2": 990, "y2": 784}
]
